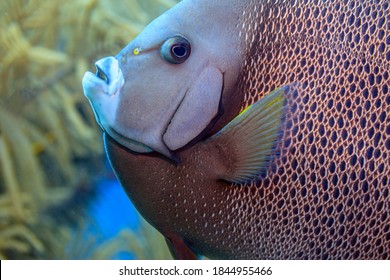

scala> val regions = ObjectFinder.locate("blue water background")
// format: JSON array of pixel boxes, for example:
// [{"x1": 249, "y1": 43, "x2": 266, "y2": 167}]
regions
[{"x1": 87, "y1": 159, "x2": 141, "y2": 259}]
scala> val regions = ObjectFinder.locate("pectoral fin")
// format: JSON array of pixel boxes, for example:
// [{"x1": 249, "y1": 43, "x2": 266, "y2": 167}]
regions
[{"x1": 205, "y1": 84, "x2": 292, "y2": 184}]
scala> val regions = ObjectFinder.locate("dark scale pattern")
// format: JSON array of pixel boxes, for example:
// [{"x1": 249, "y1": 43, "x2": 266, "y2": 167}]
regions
[{"x1": 229, "y1": 0, "x2": 389, "y2": 259}]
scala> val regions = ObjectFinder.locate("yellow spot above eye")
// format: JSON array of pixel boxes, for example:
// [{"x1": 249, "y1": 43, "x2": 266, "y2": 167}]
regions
[{"x1": 133, "y1": 47, "x2": 142, "y2": 55}]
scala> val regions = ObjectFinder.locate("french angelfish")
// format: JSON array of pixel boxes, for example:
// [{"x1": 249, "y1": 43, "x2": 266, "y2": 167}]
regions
[{"x1": 82, "y1": 0, "x2": 390, "y2": 259}]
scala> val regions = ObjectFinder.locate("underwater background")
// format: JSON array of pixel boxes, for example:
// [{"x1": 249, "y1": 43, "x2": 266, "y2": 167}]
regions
[{"x1": 0, "y1": 0, "x2": 178, "y2": 259}]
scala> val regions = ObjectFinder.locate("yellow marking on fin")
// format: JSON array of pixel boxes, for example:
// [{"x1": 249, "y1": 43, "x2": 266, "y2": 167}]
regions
[
  {"x1": 238, "y1": 104, "x2": 252, "y2": 117},
  {"x1": 239, "y1": 90, "x2": 283, "y2": 116},
  {"x1": 265, "y1": 93, "x2": 283, "y2": 109}
]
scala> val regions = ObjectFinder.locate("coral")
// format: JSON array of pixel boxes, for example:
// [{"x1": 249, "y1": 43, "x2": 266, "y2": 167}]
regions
[
  {"x1": 65, "y1": 220, "x2": 172, "y2": 260},
  {"x1": 0, "y1": 0, "x2": 177, "y2": 259}
]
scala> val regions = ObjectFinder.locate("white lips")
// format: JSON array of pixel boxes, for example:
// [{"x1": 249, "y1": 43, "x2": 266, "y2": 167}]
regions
[
  {"x1": 96, "y1": 57, "x2": 124, "y2": 95},
  {"x1": 82, "y1": 56, "x2": 124, "y2": 97}
]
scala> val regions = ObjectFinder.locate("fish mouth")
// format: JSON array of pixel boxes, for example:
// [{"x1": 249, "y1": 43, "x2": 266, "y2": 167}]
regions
[
  {"x1": 82, "y1": 56, "x2": 124, "y2": 97},
  {"x1": 95, "y1": 64, "x2": 109, "y2": 84}
]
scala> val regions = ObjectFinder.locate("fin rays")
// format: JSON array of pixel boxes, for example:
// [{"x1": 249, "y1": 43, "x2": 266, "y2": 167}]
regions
[{"x1": 206, "y1": 84, "x2": 291, "y2": 185}]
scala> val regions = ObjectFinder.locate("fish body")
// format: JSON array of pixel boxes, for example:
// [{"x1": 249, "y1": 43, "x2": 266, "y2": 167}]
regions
[{"x1": 83, "y1": 0, "x2": 390, "y2": 259}]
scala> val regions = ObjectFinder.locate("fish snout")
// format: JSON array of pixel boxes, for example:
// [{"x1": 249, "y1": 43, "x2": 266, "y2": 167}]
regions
[
  {"x1": 82, "y1": 56, "x2": 125, "y2": 98},
  {"x1": 94, "y1": 56, "x2": 125, "y2": 95}
]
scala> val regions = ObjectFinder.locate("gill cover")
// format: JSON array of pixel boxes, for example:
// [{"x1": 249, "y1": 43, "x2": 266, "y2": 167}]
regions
[{"x1": 163, "y1": 66, "x2": 223, "y2": 151}]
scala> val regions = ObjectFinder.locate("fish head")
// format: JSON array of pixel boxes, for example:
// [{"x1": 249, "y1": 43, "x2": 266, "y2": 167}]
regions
[{"x1": 82, "y1": 0, "x2": 245, "y2": 159}]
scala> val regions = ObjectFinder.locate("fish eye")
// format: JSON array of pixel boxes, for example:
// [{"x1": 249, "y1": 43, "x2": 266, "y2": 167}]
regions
[{"x1": 160, "y1": 36, "x2": 191, "y2": 64}]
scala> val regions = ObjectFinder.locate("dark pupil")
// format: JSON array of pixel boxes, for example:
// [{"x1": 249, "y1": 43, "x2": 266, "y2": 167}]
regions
[{"x1": 172, "y1": 45, "x2": 187, "y2": 57}]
